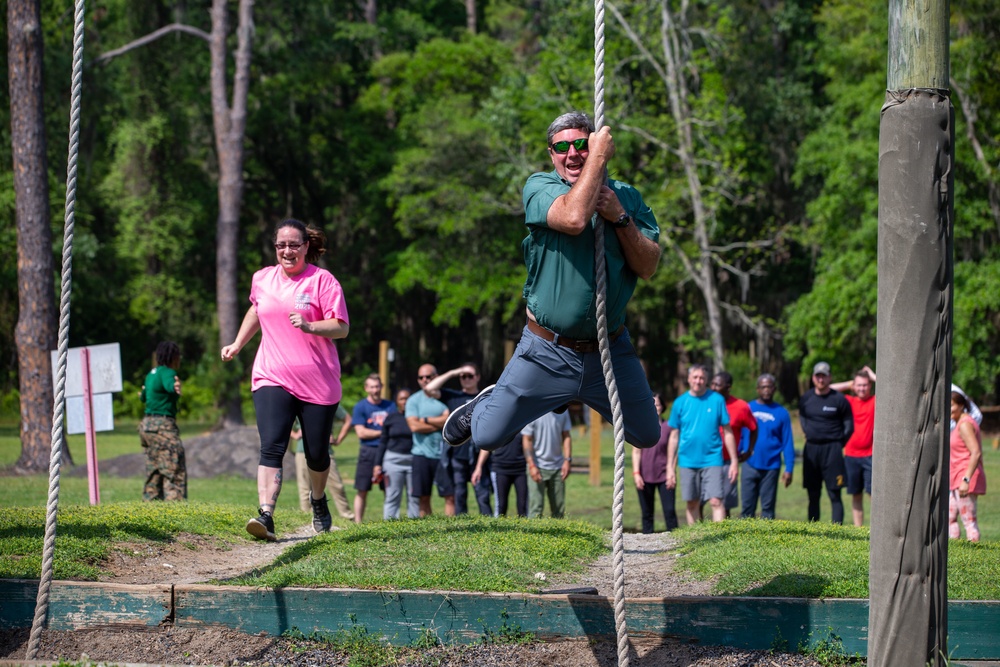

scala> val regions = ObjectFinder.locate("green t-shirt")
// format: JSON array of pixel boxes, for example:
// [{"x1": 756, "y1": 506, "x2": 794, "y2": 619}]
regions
[
  {"x1": 521, "y1": 171, "x2": 659, "y2": 339},
  {"x1": 141, "y1": 366, "x2": 179, "y2": 417}
]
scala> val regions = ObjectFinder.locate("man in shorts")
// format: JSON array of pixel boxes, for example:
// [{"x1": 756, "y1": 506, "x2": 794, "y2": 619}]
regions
[
  {"x1": 666, "y1": 365, "x2": 738, "y2": 524},
  {"x1": 798, "y1": 361, "x2": 854, "y2": 524},
  {"x1": 831, "y1": 366, "x2": 876, "y2": 526},
  {"x1": 351, "y1": 373, "x2": 394, "y2": 523},
  {"x1": 405, "y1": 364, "x2": 453, "y2": 517}
]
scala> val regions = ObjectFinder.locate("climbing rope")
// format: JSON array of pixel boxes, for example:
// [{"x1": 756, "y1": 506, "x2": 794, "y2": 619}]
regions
[
  {"x1": 593, "y1": 1, "x2": 630, "y2": 666},
  {"x1": 25, "y1": 0, "x2": 86, "y2": 659}
]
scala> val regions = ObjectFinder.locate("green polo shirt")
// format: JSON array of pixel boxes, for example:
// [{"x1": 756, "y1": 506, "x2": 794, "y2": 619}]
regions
[
  {"x1": 141, "y1": 366, "x2": 179, "y2": 417},
  {"x1": 521, "y1": 171, "x2": 659, "y2": 339}
]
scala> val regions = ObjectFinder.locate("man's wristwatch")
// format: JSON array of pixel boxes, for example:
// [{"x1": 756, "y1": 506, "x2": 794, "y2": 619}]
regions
[{"x1": 611, "y1": 212, "x2": 632, "y2": 228}]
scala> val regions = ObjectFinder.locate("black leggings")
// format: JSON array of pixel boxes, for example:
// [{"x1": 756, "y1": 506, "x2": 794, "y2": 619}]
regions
[{"x1": 253, "y1": 385, "x2": 337, "y2": 471}]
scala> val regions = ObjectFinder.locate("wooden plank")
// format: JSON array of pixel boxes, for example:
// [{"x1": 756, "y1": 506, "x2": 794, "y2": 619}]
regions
[
  {"x1": 0, "y1": 580, "x2": 171, "y2": 630},
  {"x1": 174, "y1": 586, "x2": 1000, "y2": 659},
  {"x1": 4, "y1": 580, "x2": 997, "y2": 660}
]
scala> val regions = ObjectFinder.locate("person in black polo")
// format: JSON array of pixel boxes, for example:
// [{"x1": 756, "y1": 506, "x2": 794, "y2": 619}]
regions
[{"x1": 798, "y1": 361, "x2": 854, "y2": 524}]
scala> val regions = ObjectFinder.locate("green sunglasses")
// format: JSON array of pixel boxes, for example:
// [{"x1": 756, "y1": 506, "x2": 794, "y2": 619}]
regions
[{"x1": 550, "y1": 138, "x2": 589, "y2": 154}]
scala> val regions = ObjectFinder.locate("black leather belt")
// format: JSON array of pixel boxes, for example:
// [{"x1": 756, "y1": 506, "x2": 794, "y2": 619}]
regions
[{"x1": 526, "y1": 319, "x2": 623, "y2": 353}]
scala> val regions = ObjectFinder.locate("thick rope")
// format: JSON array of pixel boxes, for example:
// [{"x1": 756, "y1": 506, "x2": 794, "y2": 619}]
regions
[
  {"x1": 594, "y1": 1, "x2": 630, "y2": 666},
  {"x1": 25, "y1": 0, "x2": 86, "y2": 659}
]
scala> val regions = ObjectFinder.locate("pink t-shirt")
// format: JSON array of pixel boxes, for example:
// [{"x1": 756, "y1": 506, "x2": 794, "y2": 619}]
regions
[
  {"x1": 844, "y1": 395, "x2": 876, "y2": 457},
  {"x1": 950, "y1": 414, "x2": 987, "y2": 494},
  {"x1": 249, "y1": 264, "x2": 349, "y2": 405}
]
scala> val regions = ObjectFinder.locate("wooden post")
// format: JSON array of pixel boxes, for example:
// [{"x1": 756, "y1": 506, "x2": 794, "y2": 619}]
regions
[
  {"x1": 589, "y1": 408, "x2": 602, "y2": 486},
  {"x1": 503, "y1": 340, "x2": 515, "y2": 365},
  {"x1": 870, "y1": 1, "x2": 952, "y2": 665},
  {"x1": 378, "y1": 340, "x2": 390, "y2": 399}
]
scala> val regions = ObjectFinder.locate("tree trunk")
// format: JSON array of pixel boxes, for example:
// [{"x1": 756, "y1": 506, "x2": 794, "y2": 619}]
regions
[
  {"x1": 465, "y1": 0, "x2": 476, "y2": 34},
  {"x1": 8, "y1": 0, "x2": 61, "y2": 473},
  {"x1": 608, "y1": 0, "x2": 727, "y2": 370},
  {"x1": 211, "y1": 0, "x2": 254, "y2": 427},
  {"x1": 658, "y1": 0, "x2": 725, "y2": 369}
]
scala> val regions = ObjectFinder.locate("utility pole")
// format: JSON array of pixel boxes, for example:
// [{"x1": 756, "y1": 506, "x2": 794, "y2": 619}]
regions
[{"x1": 869, "y1": 1, "x2": 952, "y2": 665}]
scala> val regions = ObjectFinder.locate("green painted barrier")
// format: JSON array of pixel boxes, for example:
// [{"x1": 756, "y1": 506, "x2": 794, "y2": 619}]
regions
[
  {"x1": 0, "y1": 580, "x2": 170, "y2": 630},
  {"x1": 4, "y1": 579, "x2": 999, "y2": 659}
]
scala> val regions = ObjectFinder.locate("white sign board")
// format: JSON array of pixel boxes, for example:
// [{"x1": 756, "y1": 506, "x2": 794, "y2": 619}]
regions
[
  {"x1": 51, "y1": 343, "x2": 123, "y2": 397},
  {"x1": 66, "y1": 394, "x2": 115, "y2": 434}
]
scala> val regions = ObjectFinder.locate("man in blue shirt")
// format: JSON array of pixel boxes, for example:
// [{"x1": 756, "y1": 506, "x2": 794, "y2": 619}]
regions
[
  {"x1": 351, "y1": 373, "x2": 394, "y2": 523},
  {"x1": 443, "y1": 111, "x2": 662, "y2": 453},
  {"x1": 666, "y1": 365, "x2": 738, "y2": 524},
  {"x1": 743, "y1": 373, "x2": 795, "y2": 519}
]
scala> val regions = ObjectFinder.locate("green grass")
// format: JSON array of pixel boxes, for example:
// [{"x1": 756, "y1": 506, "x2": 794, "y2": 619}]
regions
[
  {"x1": 0, "y1": 501, "x2": 307, "y2": 580},
  {"x1": 2, "y1": 419, "x2": 999, "y2": 601},
  {"x1": 3, "y1": 419, "x2": 999, "y2": 541},
  {"x1": 229, "y1": 515, "x2": 605, "y2": 591},
  {"x1": 670, "y1": 519, "x2": 1000, "y2": 599}
]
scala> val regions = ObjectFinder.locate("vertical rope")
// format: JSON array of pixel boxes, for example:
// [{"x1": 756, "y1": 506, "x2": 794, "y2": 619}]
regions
[
  {"x1": 25, "y1": 0, "x2": 85, "y2": 658},
  {"x1": 594, "y1": 1, "x2": 630, "y2": 666}
]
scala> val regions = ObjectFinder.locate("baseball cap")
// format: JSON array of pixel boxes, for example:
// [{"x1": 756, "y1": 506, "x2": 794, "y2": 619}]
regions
[{"x1": 812, "y1": 362, "x2": 831, "y2": 376}]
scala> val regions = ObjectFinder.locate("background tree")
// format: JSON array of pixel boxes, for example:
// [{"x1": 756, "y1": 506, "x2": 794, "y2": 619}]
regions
[{"x1": 7, "y1": 0, "x2": 60, "y2": 472}]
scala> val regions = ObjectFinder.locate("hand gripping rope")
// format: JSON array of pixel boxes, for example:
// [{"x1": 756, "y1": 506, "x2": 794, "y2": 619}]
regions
[
  {"x1": 26, "y1": 0, "x2": 86, "y2": 659},
  {"x1": 593, "y1": 1, "x2": 631, "y2": 666}
]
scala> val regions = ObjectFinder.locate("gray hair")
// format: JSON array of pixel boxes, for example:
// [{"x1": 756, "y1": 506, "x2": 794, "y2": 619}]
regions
[
  {"x1": 756, "y1": 373, "x2": 777, "y2": 385},
  {"x1": 546, "y1": 112, "x2": 595, "y2": 145}
]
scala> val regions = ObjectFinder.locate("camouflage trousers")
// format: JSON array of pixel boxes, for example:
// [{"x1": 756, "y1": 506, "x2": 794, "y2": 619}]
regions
[{"x1": 139, "y1": 415, "x2": 187, "y2": 501}]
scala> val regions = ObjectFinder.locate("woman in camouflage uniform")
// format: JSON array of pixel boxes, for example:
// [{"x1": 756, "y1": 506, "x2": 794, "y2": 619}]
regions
[{"x1": 139, "y1": 341, "x2": 186, "y2": 501}]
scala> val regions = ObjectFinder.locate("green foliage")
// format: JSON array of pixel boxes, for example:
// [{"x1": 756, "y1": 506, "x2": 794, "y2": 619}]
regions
[
  {"x1": 953, "y1": 260, "x2": 1000, "y2": 398},
  {"x1": 797, "y1": 628, "x2": 863, "y2": 666},
  {"x1": 477, "y1": 608, "x2": 535, "y2": 646}
]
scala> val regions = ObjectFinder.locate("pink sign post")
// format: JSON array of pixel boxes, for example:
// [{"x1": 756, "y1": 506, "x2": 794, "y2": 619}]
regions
[
  {"x1": 51, "y1": 342, "x2": 121, "y2": 506},
  {"x1": 80, "y1": 348, "x2": 101, "y2": 505}
]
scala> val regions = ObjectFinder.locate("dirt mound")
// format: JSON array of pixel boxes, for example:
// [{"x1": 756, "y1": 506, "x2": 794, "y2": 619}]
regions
[{"x1": 68, "y1": 426, "x2": 297, "y2": 481}]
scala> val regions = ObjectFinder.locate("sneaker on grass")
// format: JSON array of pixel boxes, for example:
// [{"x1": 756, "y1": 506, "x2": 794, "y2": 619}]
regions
[
  {"x1": 311, "y1": 493, "x2": 332, "y2": 533},
  {"x1": 442, "y1": 384, "x2": 495, "y2": 447},
  {"x1": 246, "y1": 508, "x2": 276, "y2": 542}
]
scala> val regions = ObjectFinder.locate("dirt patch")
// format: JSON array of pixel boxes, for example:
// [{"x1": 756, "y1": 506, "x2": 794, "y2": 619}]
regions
[{"x1": 100, "y1": 524, "x2": 318, "y2": 585}]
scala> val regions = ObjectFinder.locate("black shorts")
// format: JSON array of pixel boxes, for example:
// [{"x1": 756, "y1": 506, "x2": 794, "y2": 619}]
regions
[
  {"x1": 412, "y1": 455, "x2": 439, "y2": 497},
  {"x1": 354, "y1": 445, "x2": 381, "y2": 492},
  {"x1": 844, "y1": 455, "x2": 872, "y2": 495},
  {"x1": 802, "y1": 442, "x2": 846, "y2": 492}
]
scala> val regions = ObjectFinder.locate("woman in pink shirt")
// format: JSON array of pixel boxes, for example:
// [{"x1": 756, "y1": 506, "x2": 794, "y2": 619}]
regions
[
  {"x1": 949, "y1": 390, "x2": 987, "y2": 542},
  {"x1": 222, "y1": 219, "x2": 350, "y2": 541}
]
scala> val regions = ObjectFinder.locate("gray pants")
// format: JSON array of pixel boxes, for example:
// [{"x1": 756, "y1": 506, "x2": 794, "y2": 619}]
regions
[
  {"x1": 470, "y1": 327, "x2": 659, "y2": 451},
  {"x1": 382, "y1": 450, "x2": 420, "y2": 519}
]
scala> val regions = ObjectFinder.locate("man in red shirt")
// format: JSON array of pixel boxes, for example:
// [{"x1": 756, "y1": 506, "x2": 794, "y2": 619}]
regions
[
  {"x1": 710, "y1": 372, "x2": 758, "y2": 517},
  {"x1": 831, "y1": 366, "x2": 876, "y2": 527}
]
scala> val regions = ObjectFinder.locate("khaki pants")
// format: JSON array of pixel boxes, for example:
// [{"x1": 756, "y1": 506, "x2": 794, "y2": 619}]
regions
[{"x1": 296, "y1": 451, "x2": 354, "y2": 519}]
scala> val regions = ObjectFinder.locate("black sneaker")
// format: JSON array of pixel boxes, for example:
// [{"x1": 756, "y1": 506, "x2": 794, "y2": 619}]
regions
[
  {"x1": 311, "y1": 493, "x2": 332, "y2": 533},
  {"x1": 443, "y1": 384, "x2": 495, "y2": 447},
  {"x1": 246, "y1": 508, "x2": 276, "y2": 542}
]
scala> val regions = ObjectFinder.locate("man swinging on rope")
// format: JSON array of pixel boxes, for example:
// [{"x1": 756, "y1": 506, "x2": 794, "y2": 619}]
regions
[{"x1": 444, "y1": 111, "x2": 662, "y2": 451}]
